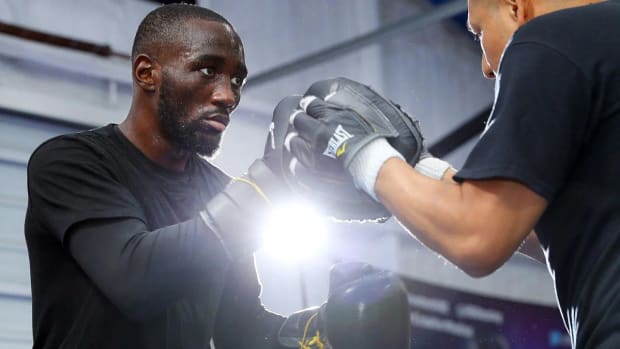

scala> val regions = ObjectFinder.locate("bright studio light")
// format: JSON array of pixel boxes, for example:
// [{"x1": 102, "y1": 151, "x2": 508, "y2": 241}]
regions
[{"x1": 261, "y1": 202, "x2": 328, "y2": 261}]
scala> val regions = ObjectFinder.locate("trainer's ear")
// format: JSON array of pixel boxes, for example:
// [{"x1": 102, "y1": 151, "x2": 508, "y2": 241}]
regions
[
  {"x1": 505, "y1": 0, "x2": 532, "y2": 26},
  {"x1": 133, "y1": 54, "x2": 160, "y2": 92}
]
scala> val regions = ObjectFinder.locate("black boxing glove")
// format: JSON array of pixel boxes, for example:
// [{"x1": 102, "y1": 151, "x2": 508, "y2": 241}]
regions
[
  {"x1": 277, "y1": 262, "x2": 411, "y2": 349},
  {"x1": 198, "y1": 96, "x2": 293, "y2": 261}
]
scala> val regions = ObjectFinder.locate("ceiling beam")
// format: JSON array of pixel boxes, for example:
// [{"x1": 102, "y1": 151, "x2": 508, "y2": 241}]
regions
[{"x1": 245, "y1": 0, "x2": 467, "y2": 89}]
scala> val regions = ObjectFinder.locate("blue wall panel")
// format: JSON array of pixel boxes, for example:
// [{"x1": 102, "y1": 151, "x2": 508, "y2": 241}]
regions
[{"x1": 0, "y1": 111, "x2": 80, "y2": 347}]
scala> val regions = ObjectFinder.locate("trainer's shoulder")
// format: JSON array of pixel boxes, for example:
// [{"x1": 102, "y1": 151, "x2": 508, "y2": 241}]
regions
[{"x1": 513, "y1": 2, "x2": 619, "y2": 46}]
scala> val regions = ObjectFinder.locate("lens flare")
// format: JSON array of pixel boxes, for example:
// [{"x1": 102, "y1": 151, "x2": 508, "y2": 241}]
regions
[{"x1": 261, "y1": 202, "x2": 328, "y2": 260}]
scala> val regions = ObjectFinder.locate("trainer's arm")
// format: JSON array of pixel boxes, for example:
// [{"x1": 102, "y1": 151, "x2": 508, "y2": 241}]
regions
[{"x1": 375, "y1": 158, "x2": 548, "y2": 277}]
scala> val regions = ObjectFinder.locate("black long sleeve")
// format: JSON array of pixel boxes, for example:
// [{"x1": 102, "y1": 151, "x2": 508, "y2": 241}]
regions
[
  {"x1": 67, "y1": 216, "x2": 231, "y2": 320},
  {"x1": 26, "y1": 128, "x2": 288, "y2": 347},
  {"x1": 68, "y1": 217, "x2": 288, "y2": 347},
  {"x1": 212, "y1": 255, "x2": 287, "y2": 349}
]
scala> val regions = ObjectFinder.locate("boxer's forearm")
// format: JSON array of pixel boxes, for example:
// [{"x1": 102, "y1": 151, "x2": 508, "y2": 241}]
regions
[
  {"x1": 68, "y1": 216, "x2": 230, "y2": 320},
  {"x1": 213, "y1": 255, "x2": 287, "y2": 349},
  {"x1": 375, "y1": 158, "x2": 547, "y2": 277}
]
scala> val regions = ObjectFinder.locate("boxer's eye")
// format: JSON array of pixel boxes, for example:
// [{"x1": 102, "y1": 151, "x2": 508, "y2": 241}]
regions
[
  {"x1": 231, "y1": 76, "x2": 245, "y2": 88},
  {"x1": 200, "y1": 67, "x2": 216, "y2": 77}
]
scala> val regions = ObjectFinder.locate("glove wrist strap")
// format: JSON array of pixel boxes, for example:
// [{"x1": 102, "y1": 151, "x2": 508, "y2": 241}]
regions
[
  {"x1": 277, "y1": 306, "x2": 327, "y2": 348},
  {"x1": 199, "y1": 159, "x2": 277, "y2": 261},
  {"x1": 347, "y1": 138, "x2": 404, "y2": 201},
  {"x1": 414, "y1": 156, "x2": 453, "y2": 180}
]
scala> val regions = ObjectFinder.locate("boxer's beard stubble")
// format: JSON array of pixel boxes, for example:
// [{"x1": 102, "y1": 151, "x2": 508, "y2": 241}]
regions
[{"x1": 157, "y1": 77, "x2": 223, "y2": 158}]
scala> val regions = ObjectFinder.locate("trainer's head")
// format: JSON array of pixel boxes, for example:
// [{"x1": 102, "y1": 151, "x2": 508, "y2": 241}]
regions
[
  {"x1": 130, "y1": 4, "x2": 247, "y2": 157},
  {"x1": 467, "y1": 0, "x2": 603, "y2": 79}
]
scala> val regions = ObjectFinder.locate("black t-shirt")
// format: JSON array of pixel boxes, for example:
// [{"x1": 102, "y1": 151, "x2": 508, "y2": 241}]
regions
[
  {"x1": 25, "y1": 124, "x2": 284, "y2": 348},
  {"x1": 455, "y1": 2, "x2": 620, "y2": 348}
]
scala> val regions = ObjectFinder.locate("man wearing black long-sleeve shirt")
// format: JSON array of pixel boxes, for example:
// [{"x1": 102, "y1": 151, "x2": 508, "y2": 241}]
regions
[
  {"x1": 25, "y1": 4, "x2": 284, "y2": 348},
  {"x1": 24, "y1": 4, "x2": 411, "y2": 349}
]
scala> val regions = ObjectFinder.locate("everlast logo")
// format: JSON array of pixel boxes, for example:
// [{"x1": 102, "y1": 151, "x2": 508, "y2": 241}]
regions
[{"x1": 323, "y1": 124, "x2": 354, "y2": 159}]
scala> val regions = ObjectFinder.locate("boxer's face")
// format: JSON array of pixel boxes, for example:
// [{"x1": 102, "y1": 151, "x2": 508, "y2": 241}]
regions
[
  {"x1": 156, "y1": 19, "x2": 247, "y2": 157},
  {"x1": 467, "y1": 0, "x2": 519, "y2": 79}
]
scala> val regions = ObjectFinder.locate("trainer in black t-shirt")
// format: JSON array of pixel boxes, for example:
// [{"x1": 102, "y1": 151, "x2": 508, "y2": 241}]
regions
[
  {"x1": 455, "y1": 2, "x2": 620, "y2": 348},
  {"x1": 25, "y1": 124, "x2": 284, "y2": 348}
]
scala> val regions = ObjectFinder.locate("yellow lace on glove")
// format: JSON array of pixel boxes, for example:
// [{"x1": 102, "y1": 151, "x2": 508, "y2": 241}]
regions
[
  {"x1": 231, "y1": 177, "x2": 272, "y2": 205},
  {"x1": 299, "y1": 313, "x2": 326, "y2": 349}
]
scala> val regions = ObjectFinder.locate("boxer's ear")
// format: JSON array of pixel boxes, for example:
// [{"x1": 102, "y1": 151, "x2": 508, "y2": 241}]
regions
[{"x1": 133, "y1": 54, "x2": 160, "y2": 92}]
